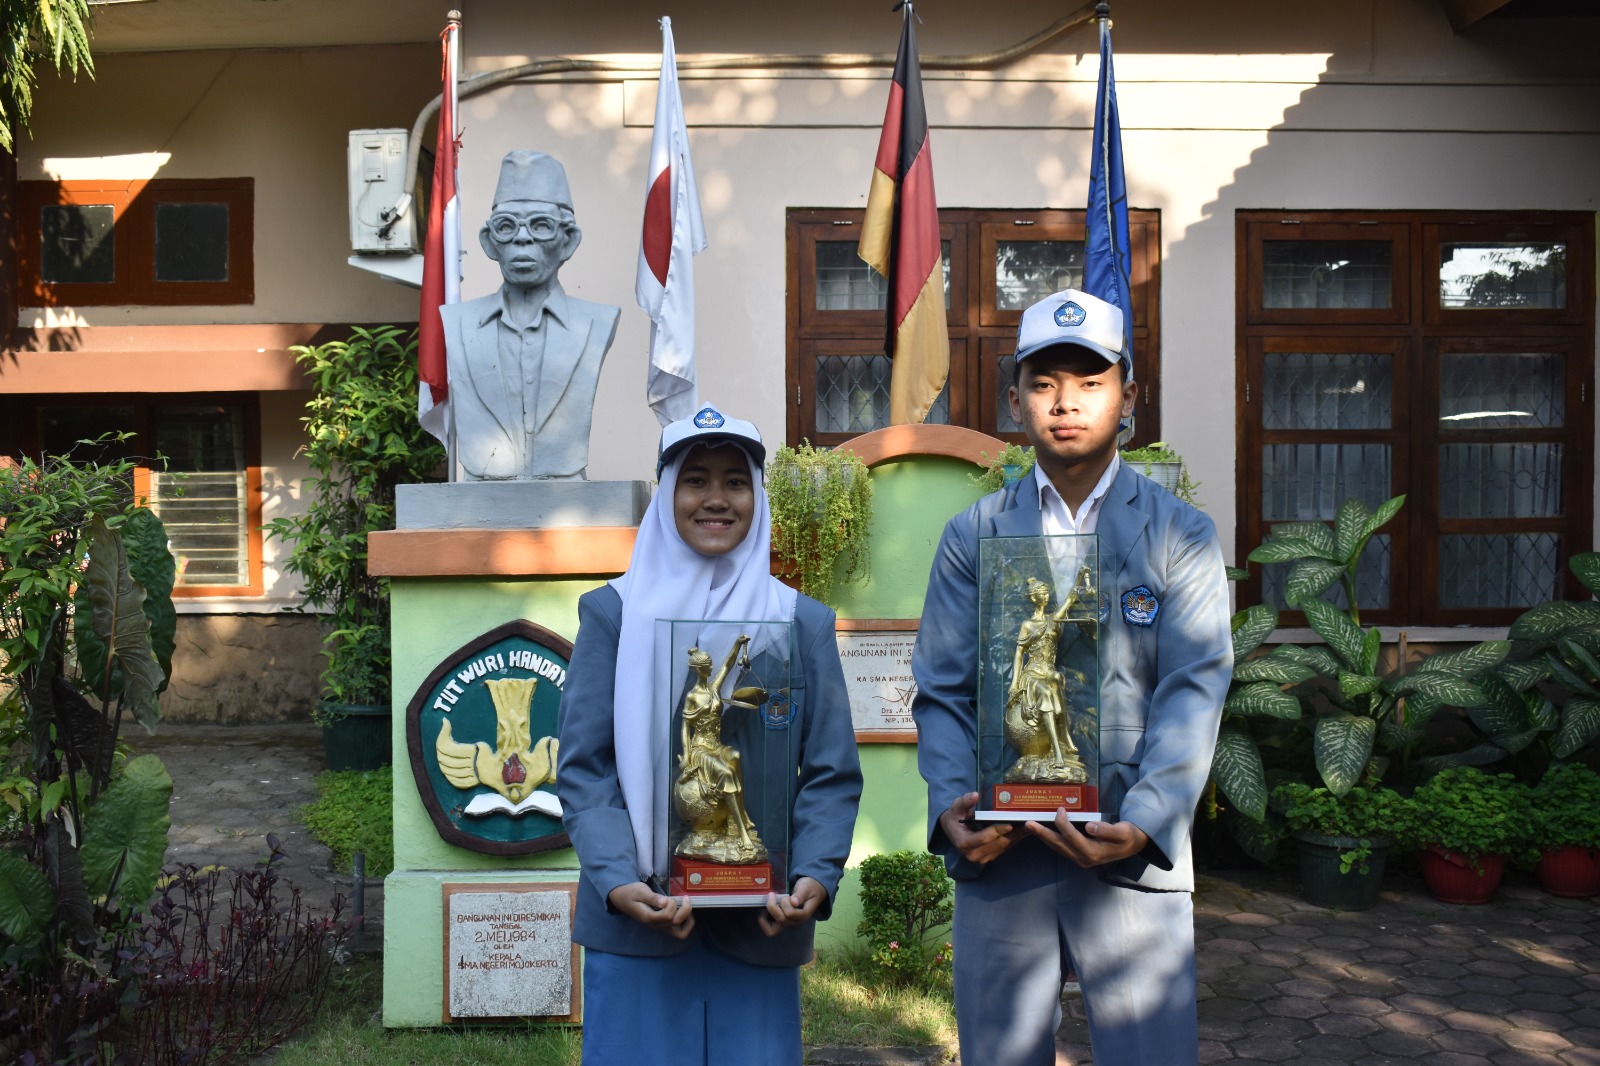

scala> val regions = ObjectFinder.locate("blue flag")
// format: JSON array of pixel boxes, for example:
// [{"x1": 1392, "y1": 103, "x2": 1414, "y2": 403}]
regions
[{"x1": 1083, "y1": 15, "x2": 1133, "y2": 377}]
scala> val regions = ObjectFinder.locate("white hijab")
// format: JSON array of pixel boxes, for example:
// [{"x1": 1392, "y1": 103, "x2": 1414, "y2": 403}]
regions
[{"x1": 609, "y1": 442, "x2": 797, "y2": 880}]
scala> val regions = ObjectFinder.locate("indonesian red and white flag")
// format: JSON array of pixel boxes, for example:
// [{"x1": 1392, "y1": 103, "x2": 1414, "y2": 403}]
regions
[
  {"x1": 416, "y1": 17, "x2": 461, "y2": 446},
  {"x1": 636, "y1": 16, "x2": 706, "y2": 428}
]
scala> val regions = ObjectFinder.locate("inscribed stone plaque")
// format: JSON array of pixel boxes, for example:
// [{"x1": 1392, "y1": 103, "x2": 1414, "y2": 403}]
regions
[
  {"x1": 837, "y1": 626, "x2": 919, "y2": 740},
  {"x1": 443, "y1": 883, "x2": 579, "y2": 1021}
]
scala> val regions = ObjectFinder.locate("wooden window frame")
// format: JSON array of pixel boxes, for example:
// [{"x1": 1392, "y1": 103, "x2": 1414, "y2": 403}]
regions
[
  {"x1": 0, "y1": 393, "x2": 265, "y2": 598},
  {"x1": 16, "y1": 178, "x2": 254, "y2": 307},
  {"x1": 787, "y1": 207, "x2": 1162, "y2": 449},
  {"x1": 1236, "y1": 210, "x2": 1595, "y2": 627}
]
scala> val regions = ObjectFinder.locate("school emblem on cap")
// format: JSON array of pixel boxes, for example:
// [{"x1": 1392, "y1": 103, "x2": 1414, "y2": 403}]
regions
[
  {"x1": 1054, "y1": 301, "x2": 1087, "y2": 328},
  {"x1": 692, "y1": 406, "x2": 725, "y2": 429},
  {"x1": 1121, "y1": 586, "x2": 1160, "y2": 627}
]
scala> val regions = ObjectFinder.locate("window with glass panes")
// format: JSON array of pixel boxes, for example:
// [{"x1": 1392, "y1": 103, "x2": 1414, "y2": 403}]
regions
[
  {"x1": 1236, "y1": 211, "x2": 1594, "y2": 626},
  {"x1": 786, "y1": 208, "x2": 1162, "y2": 447},
  {"x1": 16, "y1": 179, "x2": 253, "y2": 307},
  {"x1": 14, "y1": 397, "x2": 263, "y2": 596}
]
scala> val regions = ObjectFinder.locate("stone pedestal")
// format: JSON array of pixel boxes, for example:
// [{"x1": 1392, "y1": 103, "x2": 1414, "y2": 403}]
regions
[{"x1": 370, "y1": 482, "x2": 645, "y2": 1028}]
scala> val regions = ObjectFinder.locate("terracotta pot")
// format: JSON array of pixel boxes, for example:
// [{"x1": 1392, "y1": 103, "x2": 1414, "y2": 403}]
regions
[
  {"x1": 1535, "y1": 845, "x2": 1600, "y2": 898},
  {"x1": 1420, "y1": 846, "x2": 1503, "y2": 904}
]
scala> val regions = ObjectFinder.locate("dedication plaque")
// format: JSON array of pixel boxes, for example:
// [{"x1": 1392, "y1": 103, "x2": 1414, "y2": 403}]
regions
[
  {"x1": 663, "y1": 618, "x2": 795, "y2": 906},
  {"x1": 974, "y1": 535, "x2": 1102, "y2": 823},
  {"x1": 443, "y1": 882, "x2": 580, "y2": 1022},
  {"x1": 836, "y1": 622, "x2": 918, "y2": 740}
]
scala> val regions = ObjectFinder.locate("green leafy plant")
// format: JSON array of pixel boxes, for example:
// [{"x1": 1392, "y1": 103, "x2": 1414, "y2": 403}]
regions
[
  {"x1": 1210, "y1": 600, "x2": 1309, "y2": 825},
  {"x1": 1529, "y1": 762, "x2": 1600, "y2": 851},
  {"x1": 1271, "y1": 780, "x2": 1402, "y2": 873},
  {"x1": 1120, "y1": 441, "x2": 1201, "y2": 506},
  {"x1": 1248, "y1": 495, "x2": 1511, "y2": 795},
  {"x1": 263, "y1": 326, "x2": 444, "y2": 720},
  {"x1": 970, "y1": 442, "x2": 1035, "y2": 494},
  {"x1": 767, "y1": 442, "x2": 872, "y2": 603},
  {"x1": 2, "y1": 0, "x2": 95, "y2": 154},
  {"x1": 1397, "y1": 766, "x2": 1534, "y2": 867},
  {"x1": 300, "y1": 768, "x2": 395, "y2": 877},
  {"x1": 854, "y1": 850, "x2": 954, "y2": 989},
  {"x1": 0, "y1": 438, "x2": 178, "y2": 1063}
]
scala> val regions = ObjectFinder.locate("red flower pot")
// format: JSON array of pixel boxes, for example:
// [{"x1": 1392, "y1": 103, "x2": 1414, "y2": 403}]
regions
[
  {"x1": 1420, "y1": 847, "x2": 1504, "y2": 904},
  {"x1": 1536, "y1": 845, "x2": 1600, "y2": 898}
]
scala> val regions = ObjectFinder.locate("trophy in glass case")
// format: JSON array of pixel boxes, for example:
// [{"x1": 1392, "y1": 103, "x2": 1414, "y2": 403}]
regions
[
  {"x1": 974, "y1": 535, "x2": 1102, "y2": 822},
  {"x1": 663, "y1": 619, "x2": 794, "y2": 905}
]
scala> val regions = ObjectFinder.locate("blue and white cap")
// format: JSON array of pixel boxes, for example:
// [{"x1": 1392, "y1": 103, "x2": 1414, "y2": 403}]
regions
[
  {"x1": 1014, "y1": 288, "x2": 1128, "y2": 376},
  {"x1": 656, "y1": 403, "x2": 765, "y2": 476}
]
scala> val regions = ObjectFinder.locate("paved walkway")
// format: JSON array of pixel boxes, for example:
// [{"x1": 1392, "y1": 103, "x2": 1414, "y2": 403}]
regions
[{"x1": 132, "y1": 725, "x2": 1598, "y2": 1064}]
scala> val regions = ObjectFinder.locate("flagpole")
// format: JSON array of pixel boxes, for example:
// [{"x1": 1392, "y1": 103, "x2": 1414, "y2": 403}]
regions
[{"x1": 445, "y1": 10, "x2": 461, "y2": 481}]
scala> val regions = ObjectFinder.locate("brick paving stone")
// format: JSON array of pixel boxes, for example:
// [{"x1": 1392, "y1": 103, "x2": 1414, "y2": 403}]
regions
[
  {"x1": 1224, "y1": 911, "x2": 1279, "y2": 927},
  {"x1": 1206, "y1": 937, "x2": 1257, "y2": 955},
  {"x1": 1434, "y1": 1028, "x2": 1516, "y2": 1056},
  {"x1": 1520, "y1": 973, "x2": 1585, "y2": 995},
  {"x1": 1406, "y1": 958, "x2": 1472, "y2": 979},
  {"x1": 1419, "y1": 1055, "x2": 1496, "y2": 1066},
  {"x1": 1263, "y1": 996, "x2": 1327, "y2": 1020},
  {"x1": 1467, "y1": 958, "x2": 1533, "y2": 978},
  {"x1": 1313, "y1": 1012, "x2": 1383, "y2": 1038},
  {"x1": 1241, "y1": 1015, "x2": 1315, "y2": 1042},
  {"x1": 1202, "y1": 997, "x2": 1266, "y2": 1026},
  {"x1": 1559, "y1": 1049, "x2": 1600, "y2": 1066},
  {"x1": 1459, "y1": 974, "x2": 1524, "y2": 996},
  {"x1": 1511, "y1": 990, "x2": 1579, "y2": 1013},
  {"x1": 1390, "y1": 992, "x2": 1457, "y2": 1017},
  {"x1": 1440, "y1": 1010, "x2": 1513, "y2": 1034},
  {"x1": 1197, "y1": 1038, "x2": 1233, "y2": 1063},
  {"x1": 1451, "y1": 992, "x2": 1518, "y2": 1014},
  {"x1": 1499, "y1": 1028, "x2": 1574, "y2": 1052},
  {"x1": 1275, "y1": 977, "x2": 1341, "y2": 999},
  {"x1": 1572, "y1": 1008, "x2": 1600, "y2": 1028},
  {"x1": 1399, "y1": 974, "x2": 1466, "y2": 996},
  {"x1": 1505, "y1": 1007, "x2": 1578, "y2": 1031},
  {"x1": 1327, "y1": 994, "x2": 1391, "y2": 1016},
  {"x1": 1365, "y1": 1028, "x2": 1446, "y2": 1058},
  {"x1": 1304, "y1": 1032, "x2": 1385, "y2": 1059},
  {"x1": 1489, "y1": 1050, "x2": 1560, "y2": 1066},
  {"x1": 1378, "y1": 1010, "x2": 1447, "y2": 1035},
  {"x1": 1311, "y1": 934, "x2": 1373, "y2": 952},
  {"x1": 1230, "y1": 1034, "x2": 1298, "y2": 1061}
]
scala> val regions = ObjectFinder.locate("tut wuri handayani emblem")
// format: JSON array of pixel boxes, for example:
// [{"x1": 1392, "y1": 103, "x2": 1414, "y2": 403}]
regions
[{"x1": 407, "y1": 620, "x2": 573, "y2": 855}]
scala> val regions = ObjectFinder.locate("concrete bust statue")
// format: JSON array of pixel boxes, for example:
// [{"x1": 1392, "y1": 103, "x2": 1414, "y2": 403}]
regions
[{"x1": 439, "y1": 150, "x2": 620, "y2": 480}]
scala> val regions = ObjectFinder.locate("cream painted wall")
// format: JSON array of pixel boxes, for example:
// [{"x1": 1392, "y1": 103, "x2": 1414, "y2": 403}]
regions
[
  {"x1": 11, "y1": 0, "x2": 1598, "y2": 578},
  {"x1": 446, "y1": 0, "x2": 1599, "y2": 565},
  {"x1": 16, "y1": 43, "x2": 436, "y2": 328}
]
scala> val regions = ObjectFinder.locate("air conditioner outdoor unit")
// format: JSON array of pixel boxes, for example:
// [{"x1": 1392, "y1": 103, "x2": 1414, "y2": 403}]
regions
[{"x1": 348, "y1": 128, "x2": 417, "y2": 254}]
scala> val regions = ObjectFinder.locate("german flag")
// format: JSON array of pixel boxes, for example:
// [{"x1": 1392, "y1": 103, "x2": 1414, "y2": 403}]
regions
[{"x1": 858, "y1": 4, "x2": 948, "y2": 426}]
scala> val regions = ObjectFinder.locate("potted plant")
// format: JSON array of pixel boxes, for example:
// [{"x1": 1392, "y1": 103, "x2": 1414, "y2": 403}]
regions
[
  {"x1": 1399, "y1": 766, "x2": 1533, "y2": 904},
  {"x1": 971, "y1": 442, "x2": 1036, "y2": 494},
  {"x1": 766, "y1": 442, "x2": 872, "y2": 604},
  {"x1": 263, "y1": 326, "x2": 444, "y2": 770},
  {"x1": 1270, "y1": 780, "x2": 1401, "y2": 910},
  {"x1": 1529, "y1": 762, "x2": 1600, "y2": 897},
  {"x1": 1119, "y1": 441, "x2": 1201, "y2": 506}
]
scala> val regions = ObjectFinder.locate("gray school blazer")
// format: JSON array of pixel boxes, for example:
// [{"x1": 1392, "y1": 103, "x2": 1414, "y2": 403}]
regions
[
  {"x1": 557, "y1": 585, "x2": 863, "y2": 966},
  {"x1": 911, "y1": 463, "x2": 1232, "y2": 892}
]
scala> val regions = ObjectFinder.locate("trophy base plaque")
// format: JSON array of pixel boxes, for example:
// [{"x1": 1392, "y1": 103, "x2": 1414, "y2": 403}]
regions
[
  {"x1": 669, "y1": 857, "x2": 775, "y2": 908},
  {"x1": 975, "y1": 783, "x2": 1101, "y2": 823}
]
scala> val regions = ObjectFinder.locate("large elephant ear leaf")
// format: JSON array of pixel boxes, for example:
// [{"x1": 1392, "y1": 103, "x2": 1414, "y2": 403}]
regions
[
  {"x1": 1211, "y1": 726, "x2": 1267, "y2": 822},
  {"x1": 79, "y1": 516, "x2": 164, "y2": 732},
  {"x1": 123, "y1": 508, "x2": 177, "y2": 689},
  {"x1": 81, "y1": 754, "x2": 173, "y2": 910},
  {"x1": 1333, "y1": 498, "x2": 1372, "y2": 563},
  {"x1": 1230, "y1": 604, "x2": 1279, "y2": 660},
  {"x1": 1553, "y1": 697, "x2": 1600, "y2": 759},
  {"x1": 0, "y1": 850, "x2": 57, "y2": 947},
  {"x1": 1314, "y1": 713, "x2": 1376, "y2": 797},
  {"x1": 1569, "y1": 552, "x2": 1600, "y2": 596}
]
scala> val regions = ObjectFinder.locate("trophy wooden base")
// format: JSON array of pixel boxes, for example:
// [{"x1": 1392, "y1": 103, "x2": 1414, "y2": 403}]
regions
[
  {"x1": 669, "y1": 857, "x2": 775, "y2": 908},
  {"x1": 974, "y1": 783, "x2": 1101, "y2": 823}
]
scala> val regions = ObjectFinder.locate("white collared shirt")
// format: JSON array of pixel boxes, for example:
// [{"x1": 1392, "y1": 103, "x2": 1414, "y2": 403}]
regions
[
  {"x1": 1035, "y1": 453, "x2": 1121, "y2": 536},
  {"x1": 1035, "y1": 454, "x2": 1120, "y2": 590}
]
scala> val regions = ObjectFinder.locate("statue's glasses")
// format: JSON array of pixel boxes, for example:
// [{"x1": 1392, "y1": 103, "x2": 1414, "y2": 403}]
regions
[{"x1": 487, "y1": 213, "x2": 563, "y2": 243}]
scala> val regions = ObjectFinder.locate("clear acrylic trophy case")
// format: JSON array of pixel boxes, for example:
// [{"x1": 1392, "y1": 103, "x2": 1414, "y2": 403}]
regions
[
  {"x1": 974, "y1": 535, "x2": 1102, "y2": 822},
  {"x1": 662, "y1": 618, "x2": 795, "y2": 906}
]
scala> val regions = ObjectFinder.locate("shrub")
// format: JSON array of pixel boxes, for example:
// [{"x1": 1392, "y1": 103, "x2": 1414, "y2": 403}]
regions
[
  {"x1": 854, "y1": 851, "x2": 954, "y2": 989},
  {"x1": 1398, "y1": 766, "x2": 1535, "y2": 866},
  {"x1": 1530, "y1": 762, "x2": 1600, "y2": 851},
  {"x1": 1270, "y1": 781, "x2": 1403, "y2": 873},
  {"x1": 301, "y1": 768, "x2": 394, "y2": 877}
]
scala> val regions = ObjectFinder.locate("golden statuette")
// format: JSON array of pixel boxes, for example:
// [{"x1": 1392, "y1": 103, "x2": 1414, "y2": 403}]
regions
[
  {"x1": 672, "y1": 635, "x2": 769, "y2": 865},
  {"x1": 1004, "y1": 567, "x2": 1096, "y2": 785}
]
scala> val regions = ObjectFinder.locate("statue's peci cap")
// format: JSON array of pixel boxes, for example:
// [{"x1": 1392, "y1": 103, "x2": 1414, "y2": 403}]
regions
[
  {"x1": 492, "y1": 150, "x2": 573, "y2": 211},
  {"x1": 657, "y1": 404, "x2": 765, "y2": 477},
  {"x1": 1013, "y1": 287, "x2": 1129, "y2": 378}
]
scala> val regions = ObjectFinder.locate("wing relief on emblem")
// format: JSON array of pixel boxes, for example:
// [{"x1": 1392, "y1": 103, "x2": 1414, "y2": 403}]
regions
[{"x1": 436, "y1": 676, "x2": 563, "y2": 818}]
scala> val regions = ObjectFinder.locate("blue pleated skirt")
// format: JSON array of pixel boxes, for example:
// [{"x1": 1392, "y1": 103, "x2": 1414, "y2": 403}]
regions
[{"x1": 581, "y1": 937, "x2": 802, "y2": 1066}]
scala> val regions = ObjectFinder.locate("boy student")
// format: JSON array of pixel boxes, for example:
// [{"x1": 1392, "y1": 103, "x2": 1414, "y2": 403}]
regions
[{"x1": 911, "y1": 289, "x2": 1232, "y2": 1065}]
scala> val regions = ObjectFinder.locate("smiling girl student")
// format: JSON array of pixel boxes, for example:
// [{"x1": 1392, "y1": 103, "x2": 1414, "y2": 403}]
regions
[{"x1": 557, "y1": 405, "x2": 862, "y2": 1065}]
